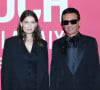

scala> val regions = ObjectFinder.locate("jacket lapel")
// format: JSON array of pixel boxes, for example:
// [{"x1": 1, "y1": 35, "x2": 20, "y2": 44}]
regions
[
  {"x1": 59, "y1": 35, "x2": 87, "y2": 75},
  {"x1": 58, "y1": 36, "x2": 72, "y2": 74},
  {"x1": 74, "y1": 36, "x2": 87, "y2": 74},
  {"x1": 37, "y1": 46, "x2": 46, "y2": 89}
]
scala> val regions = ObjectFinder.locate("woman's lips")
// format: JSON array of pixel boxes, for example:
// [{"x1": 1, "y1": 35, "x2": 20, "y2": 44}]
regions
[{"x1": 28, "y1": 29, "x2": 32, "y2": 31}]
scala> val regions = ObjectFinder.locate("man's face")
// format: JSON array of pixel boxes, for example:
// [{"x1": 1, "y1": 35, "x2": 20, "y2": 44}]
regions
[{"x1": 62, "y1": 13, "x2": 80, "y2": 36}]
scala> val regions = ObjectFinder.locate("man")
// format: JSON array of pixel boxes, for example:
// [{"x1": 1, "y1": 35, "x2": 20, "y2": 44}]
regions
[{"x1": 50, "y1": 8, "x2": 100, "y2": 90}]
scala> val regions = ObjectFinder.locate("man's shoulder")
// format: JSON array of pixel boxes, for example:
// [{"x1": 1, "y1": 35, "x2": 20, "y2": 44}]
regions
[
  {"x1": 53, "y1": 36, "x2": 66, "y2": 44},
  {"x1": 81, "y1": 34, "x2": 96, "y2": 42},
  {"x1": 53, "y1": 34, "x2": 97, "y2": 44}
]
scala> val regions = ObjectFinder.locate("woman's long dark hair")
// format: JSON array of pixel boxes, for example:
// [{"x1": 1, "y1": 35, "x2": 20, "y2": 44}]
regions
[{"x1": 17, "y1": 10, "x2": 43, "y2": 46}]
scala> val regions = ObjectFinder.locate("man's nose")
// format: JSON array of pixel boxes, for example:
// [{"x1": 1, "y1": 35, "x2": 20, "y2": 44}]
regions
[{"x1": 68, "y1": 22, "x2": 72, "y2": 26}]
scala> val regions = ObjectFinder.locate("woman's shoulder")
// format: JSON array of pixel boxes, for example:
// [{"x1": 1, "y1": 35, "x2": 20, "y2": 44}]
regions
[
  {"x1": 41, "y1": 39, "x2": 47, "y2": 46},
  {"x1": 5, "y1": 36, "x2": 19, "y2": 45},
  {"x1": 6, "y1": 36, "x2": 19, "y2": 41}
]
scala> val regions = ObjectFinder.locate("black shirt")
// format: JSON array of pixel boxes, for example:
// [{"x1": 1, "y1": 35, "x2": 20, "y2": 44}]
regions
[{"x1": 66, "y1": 32, "x2": 81, "y2": 74}]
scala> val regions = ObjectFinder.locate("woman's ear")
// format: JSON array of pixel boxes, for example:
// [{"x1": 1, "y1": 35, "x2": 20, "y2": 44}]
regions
[
  {"x1": 35, "y1": 23, "x2": 38, "y2": 27},
  {"x1": 20, "y1": 21, "x2": 22, "y2": 27}
]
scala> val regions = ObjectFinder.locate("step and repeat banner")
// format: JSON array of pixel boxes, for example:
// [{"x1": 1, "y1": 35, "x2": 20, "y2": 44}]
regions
[{"x1": 0, "y1": 0, "x2": 100, "y2": 89}]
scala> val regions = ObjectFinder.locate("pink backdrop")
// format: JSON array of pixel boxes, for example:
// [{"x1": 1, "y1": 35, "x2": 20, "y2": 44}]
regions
[{"x1": 0, "y1": 0, "x2": 100, "y2": 89}]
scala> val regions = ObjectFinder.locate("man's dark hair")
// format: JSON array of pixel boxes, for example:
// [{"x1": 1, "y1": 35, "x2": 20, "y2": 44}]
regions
[{"x1": 61, "y1": 8, "x2": 80, "y2": 23}]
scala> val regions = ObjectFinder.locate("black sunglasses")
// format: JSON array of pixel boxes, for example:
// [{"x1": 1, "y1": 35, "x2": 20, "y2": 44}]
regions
[{"x1": 62, "y1": 19, "x2": 78, "y2": 25}]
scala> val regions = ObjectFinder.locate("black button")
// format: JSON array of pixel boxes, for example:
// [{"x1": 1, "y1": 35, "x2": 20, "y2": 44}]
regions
[
  {"x1": 28, "y1": 60, "x2": 32, "y2": 64},
  {"x1": 28, "y1": 64, "x2": 31, "y2": 68},
  {"x1": 28, "y1": 70, "x2": 31, "y2": 75},
  {"x1": 28, "y1": 54, "x2": 32, "y2": 58}
]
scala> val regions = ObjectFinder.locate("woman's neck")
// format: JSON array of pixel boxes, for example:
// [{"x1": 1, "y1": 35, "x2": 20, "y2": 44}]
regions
[{"x1": 25, "y1": 34, "x2": 33, "y2": 42}]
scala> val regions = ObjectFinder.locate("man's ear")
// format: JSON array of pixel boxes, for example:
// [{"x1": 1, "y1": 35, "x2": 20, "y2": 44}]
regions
[
  {"x1": 78, "y1": 20, "x2": 80, "y2": 25},
  {"x1": 78, "y1": 20, "x2": 80, "y2": 28}
]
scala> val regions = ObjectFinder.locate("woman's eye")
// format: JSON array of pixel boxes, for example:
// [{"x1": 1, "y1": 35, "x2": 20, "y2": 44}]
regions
[
  {"x1": 32, "y1": 21, "x2": 35, "y2": 23},
  {"x1": 24, "y1": 21, "x2": 28, "y2": 23}
]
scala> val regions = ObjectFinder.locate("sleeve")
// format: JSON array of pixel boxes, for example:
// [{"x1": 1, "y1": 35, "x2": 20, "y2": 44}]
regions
[
  {"x1": 1, "y1": 39, "x2": 11, "y2": 90},
  {"x1": 50, "y1": 41, "x2": 58, "y2": 90},
  {"x1": 41, "y1": 41, "x2": 49, "y2": 90},
  {"x1": 89, "y1": 38, "x2": 100, "y2": 90},
  {"x1": 93, "y1": 39, "x2": 100, "y2": 90}
]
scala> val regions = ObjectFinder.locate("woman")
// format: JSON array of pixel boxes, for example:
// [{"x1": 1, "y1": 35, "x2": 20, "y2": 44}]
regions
[{"x1": 1, "y1": 10, "x2": 49, "y2": 90}]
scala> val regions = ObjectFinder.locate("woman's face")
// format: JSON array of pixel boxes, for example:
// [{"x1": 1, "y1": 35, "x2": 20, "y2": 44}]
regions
[{"x1": 20, "y1": 16, "x2": 37, "y2": 34}]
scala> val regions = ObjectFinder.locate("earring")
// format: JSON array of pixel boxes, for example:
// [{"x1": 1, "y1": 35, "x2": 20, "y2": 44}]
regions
[
  {"x1": 21, "y1": 26, "x2": 23, "y2": 31},
  {"x1": 22, "y1": 32, "x2": 26, "y2": 38}
]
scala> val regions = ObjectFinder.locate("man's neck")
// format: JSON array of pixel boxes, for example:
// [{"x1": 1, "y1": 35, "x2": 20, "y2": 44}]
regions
[{"x1": 67, "y1": 31, "x2": 79, "y2": 38}]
